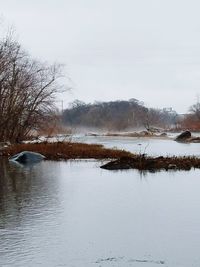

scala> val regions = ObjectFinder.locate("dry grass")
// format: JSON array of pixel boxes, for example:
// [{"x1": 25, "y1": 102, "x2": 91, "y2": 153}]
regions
[
  {"x1": 3, "y1": 142, "x2": 200, "y2": 172},
  {"x1": 1, "y1": 142, "x2": 133, "y2": 160},
  {"x1": 101, "y1": 155, "x2": 200, "y2": 171}
]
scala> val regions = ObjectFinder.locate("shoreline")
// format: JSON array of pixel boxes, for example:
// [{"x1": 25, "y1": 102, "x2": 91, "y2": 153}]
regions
[
  {"x1": 1, "y1": 141, "x2": 200, "y2": 172},
  {"x1": 100, "y1": 155, "x2": 200, "y2": 171}
]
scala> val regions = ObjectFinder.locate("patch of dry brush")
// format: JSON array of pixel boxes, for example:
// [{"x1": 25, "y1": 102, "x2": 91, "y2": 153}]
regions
[
  {"x1": 2, "y1": 142, "x2": 200, "y2": 172},
  {"x1": 1, "y1": 142, "x2": 133, "y2": 160},
  {"x1": 101, "y1": 155, "x2": 200, "y2": 171}
]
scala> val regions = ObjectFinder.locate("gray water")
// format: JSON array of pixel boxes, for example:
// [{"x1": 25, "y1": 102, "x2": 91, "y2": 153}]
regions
[
  {"x1": 1, "y1": 138, "x2": 200, "y2": 267},
  {"x1": 74, "y1": 135, "x2": 200, "y2": 156}
]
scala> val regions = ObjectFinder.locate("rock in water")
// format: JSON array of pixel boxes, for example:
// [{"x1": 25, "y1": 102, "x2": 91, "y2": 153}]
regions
[
  {"x1": 175, "y1": 131, "x2": 191, "y2": 141},
  {"x1": 9, "y1": 151, "x2": 45, "y2": 164}
]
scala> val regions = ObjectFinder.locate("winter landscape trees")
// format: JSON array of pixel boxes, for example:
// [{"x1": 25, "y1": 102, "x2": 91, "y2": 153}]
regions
[
  {"x1": 0, "y1": 33, "x2": 63, "y2": 142},
  {"x1": 62, "y1": 99, "x2": 177, "y2": 131}
]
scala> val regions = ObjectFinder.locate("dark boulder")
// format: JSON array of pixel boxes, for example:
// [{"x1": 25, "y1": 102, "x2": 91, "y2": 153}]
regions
[
  {"x1": 9, "y1": 151, "x2": 45, "y2": 164},
  {"x1": 175, "y1": 131, "x2": 191, "y2": 141}
]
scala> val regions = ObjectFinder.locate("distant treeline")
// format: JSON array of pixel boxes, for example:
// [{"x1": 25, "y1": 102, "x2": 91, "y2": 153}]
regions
[{"x1": 62, "y1": 99, "x2": 178, "y2": 131}]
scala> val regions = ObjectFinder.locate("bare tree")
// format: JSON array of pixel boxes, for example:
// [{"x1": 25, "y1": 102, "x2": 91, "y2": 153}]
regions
[
  {"x1": 0, "y1": 33, "x2": 64, "y2": 142},
  {"x1": 190, "y1": 100, "x2": 200, "y2": 120}
]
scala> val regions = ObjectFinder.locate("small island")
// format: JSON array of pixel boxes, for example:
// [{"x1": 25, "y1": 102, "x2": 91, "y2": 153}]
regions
[{"x1": 1, "y1": 138, "x2": 200, "y2": 172}]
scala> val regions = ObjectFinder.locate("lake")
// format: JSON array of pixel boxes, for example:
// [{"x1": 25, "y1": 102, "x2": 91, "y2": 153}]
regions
[{"x1": 0, "y1": 137, "x2": 200, "y2": 267}]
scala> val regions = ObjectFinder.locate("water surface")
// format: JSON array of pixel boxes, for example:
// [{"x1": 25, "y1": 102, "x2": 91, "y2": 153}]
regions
[
  {"x1": 0, "y1": 158, "x2": 200, "y2": 266},
  {"x1": 75, "y1": 135, "x2": 200, "y2": 156}
]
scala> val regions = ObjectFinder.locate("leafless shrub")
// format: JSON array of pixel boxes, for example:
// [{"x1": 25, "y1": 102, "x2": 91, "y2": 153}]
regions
[{"x1": 0, "y1": 33, "x2": 64, "y2": 142}]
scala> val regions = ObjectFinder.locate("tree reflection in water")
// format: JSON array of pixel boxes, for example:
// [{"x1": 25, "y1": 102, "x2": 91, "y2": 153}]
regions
[{"x1": 0, "y1": 159, "x2": 61, "y2": 229}]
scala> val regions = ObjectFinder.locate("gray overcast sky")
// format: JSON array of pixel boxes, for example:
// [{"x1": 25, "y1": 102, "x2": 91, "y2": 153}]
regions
[{"x1": 1, "y1": 0, "x2": 200, "y2": 112}]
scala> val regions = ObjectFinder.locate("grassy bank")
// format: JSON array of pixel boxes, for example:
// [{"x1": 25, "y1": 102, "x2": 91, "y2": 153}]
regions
[
  {"x1": 101, "y1": 155, "x2": 200, "y2": 171},
  {"x1": 2, "y1": 142, "x2": 200, "y2": 172},
  {"x1": 1, "y1": 142, "x2": 133, "y2": 160}
]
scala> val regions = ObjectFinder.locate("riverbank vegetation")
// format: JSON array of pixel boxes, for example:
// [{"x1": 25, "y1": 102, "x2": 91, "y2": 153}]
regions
[
  {"x1": 180, "y1": 101, "x2": 200, "y2": 131},
  {"x1": 1, "y1": 142, "x2": 133, "y2": 160},
  {"x1": 0, "y1": 32, "x2": 64, "y2": 143},
  {"x1": 62, "y1": 99, "x2": 177, "y2": 131},
  {"x1": 2, "y1": 141, "x2": 200, "y2": 172},
  {"x1": 101, "y1": 155, "x2": 200, "y2": 171},
  {"x1": 62, "y1": 99, "x2": 200, "y2": 134}
]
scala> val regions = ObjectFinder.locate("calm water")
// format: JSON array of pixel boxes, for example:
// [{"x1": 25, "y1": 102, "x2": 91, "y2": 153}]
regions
[
  {"x1": 0, "y1": 138, "x2": 200, "y2": 267},
  {"x1": 74, "y1": 135, "x2": 200, "y2": 156}
]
